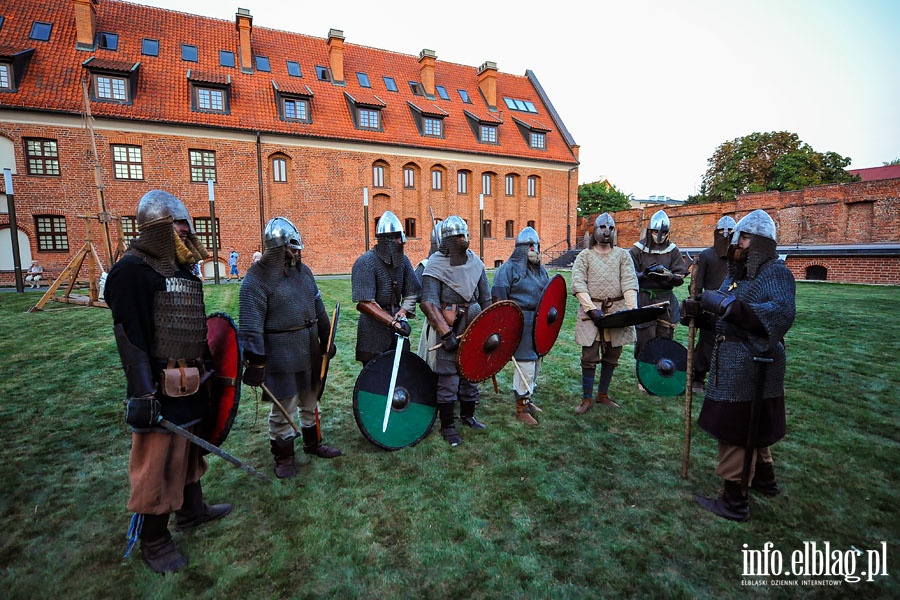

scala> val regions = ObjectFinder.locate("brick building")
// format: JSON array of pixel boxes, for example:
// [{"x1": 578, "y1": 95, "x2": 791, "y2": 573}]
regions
[
  {"x1": 575, "y1": 177, "x2": 900, "y2": 286},
  {"x1": 0, "y1": 0, "x2": 580, "y2": 284}
]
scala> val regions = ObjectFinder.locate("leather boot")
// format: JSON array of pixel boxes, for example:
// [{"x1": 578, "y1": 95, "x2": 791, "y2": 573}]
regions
[
  {"x1": 139, "y1": 513, "x2": 187, "y2": 574},
  {"x1": 270, "y1": 437, "x2": 297, "y2": 478},
  {"x1": 515, "y1": 396, "x2": 538, "y2": 426},
  {"x1": 438, "y1": 403, "x2": 462, "y2": 447},
  {"x1": 459, "y1": 401, "x2": 486, "y2": 429},
  {"x1": 301, "y1": 426, "x2": 342, "y2": 458},
  {"x1": 175, "y1": 481, "x2": 233, "y2": 531},
  {"x1": 695, "y1": 480, "x2": 750, "y2": 522},
  {"x1": 595, "y1": 392, "x2": 621, "y2": 409},
  {"x1": 574, "y1": 398, "x2": 592, "y2": 414},
  {"x1": 750, "y1": 462, "x2": 782, "y2": 496}
]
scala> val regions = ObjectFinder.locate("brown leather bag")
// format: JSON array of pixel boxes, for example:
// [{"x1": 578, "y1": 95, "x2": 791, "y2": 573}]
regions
[{"x1": 160, "y1": 359, "x2": 201, "y2": 397}]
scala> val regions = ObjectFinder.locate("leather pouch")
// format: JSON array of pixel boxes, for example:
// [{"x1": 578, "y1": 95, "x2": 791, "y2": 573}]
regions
[{"x1": 160, "y1": 359, "x2": 201, "y2": 397}]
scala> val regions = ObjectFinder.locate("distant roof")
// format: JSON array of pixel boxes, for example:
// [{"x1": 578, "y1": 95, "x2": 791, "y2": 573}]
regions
[{"x1": 847, "y1": 165, "x2": 900, "y2": 181}]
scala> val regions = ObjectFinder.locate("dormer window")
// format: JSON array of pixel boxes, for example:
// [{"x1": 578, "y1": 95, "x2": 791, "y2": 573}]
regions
[
  {"x1": 273, "y1": 81, "x2": 314, "y2": 123},
  {"x1": 83, "y1": 58, "x2": 140, "y2": 104},
  {"x1": 512, "y1": 116, "x2": 551, "y2": 151},
  {"x1": 481, "y1": 125, "x2": 497, "y2": 144},
  {"x1": 408, "y1": 101, "x2": 447, "y2": 138},
  {"x1": 464, "y1": 109, "x2": 503, "y2": 145},
  {"x1": 0, "y1": 48, "x2": 35, "y2": 93},
  {"x1": 188, "y1": 71, "x2": 231, "y2": 114},
  {"x1": 345, "y1": 91, "x2": 385, "y2": 132}
]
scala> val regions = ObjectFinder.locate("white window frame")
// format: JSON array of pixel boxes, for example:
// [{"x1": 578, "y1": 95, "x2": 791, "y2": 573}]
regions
[
  {"x1": 424, "y1": 117, "x2": 442, "y2": 136},
  {"x1": 404, "y1": 167, "x2": 415, "y2": 189},
  {"x1": 373, "y1": 165, "x2": 385, "y2": 188},
  {"x1": 273, "y1": 158, "x2": 287, "y2": 183},
  {"x1": 197, "y1": 87, "x2": 225, "y2": 112},
  {"x1": 481, "y1": 125, "x2": 497, "y2": 144},
  {"x1": 530, "y1": 131, "x2": 546, "y2": 149},
  {"x1": 457, "y1": 171, "x2": 468, "y2": 194},
  {"x1": 505, "y1": 175, "x2": 515, "y2": 196},
  {"x1": 482, "y1": 174, "x2": 492, "y2": 196},
  {"x1": 0, "y1": 64, "x2": 12, "y2": 90},
  {"x1": 431, "y1": 170, "x2": 442, "y2": 190},
  {"x1": 359, "y1": 108, "x2": 380, "y2": 129},
  {"x1": 112, "y1": 145, "x2": 143, "y2": 180},
  {"x1": 283, "y1": 98, "x2": 309, "y2": 121},
  {"x1": 527, "y1": 176, "x2": 537, "y2": 197},
  {"x1": 95, "y1": 75, "x2": 128, "y2": 101}
]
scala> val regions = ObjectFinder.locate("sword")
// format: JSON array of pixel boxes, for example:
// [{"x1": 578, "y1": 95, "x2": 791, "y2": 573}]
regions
[
  {"x1": 155, "y1": 416, "x2": 273, "y2": 484},
  {"x1": 382, "y1": 333, "x2": 405, "y2": 432},
  {"x1": 511, "y1": 357, "x2": 542, "y2": 412},
  {"x1": 681, "y1": 312, "x2": 697, "y2": 479},
  {"x1": 316, "y1": 302, "x2": 340, "y2": 443}
]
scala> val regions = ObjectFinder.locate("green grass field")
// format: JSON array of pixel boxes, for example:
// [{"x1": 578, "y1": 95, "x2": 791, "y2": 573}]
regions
[{"x1": 1, "y1": 273, "x2": 897, "y2": 599}]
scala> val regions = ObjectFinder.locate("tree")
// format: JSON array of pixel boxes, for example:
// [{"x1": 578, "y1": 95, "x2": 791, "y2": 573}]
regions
[
  {"x1": 577, "y1": 180, "x2": 632, "y2": 216},
  {"x1": 883, "y1": 158, "x2": 900, "y2": 166},
  {"x1": 700, "y1": 131, "x2": 858, "y2": 203}
]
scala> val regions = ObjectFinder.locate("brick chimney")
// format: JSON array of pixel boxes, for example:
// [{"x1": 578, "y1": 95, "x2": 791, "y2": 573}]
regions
[
  {"x1": 328, "y1": 29, "x2": 345, "y2": 84},
  {"x1": 418, "y1": 49, "x2": 436, "y2": 97},
  {"x1": 73, "y1": 0, "x2": 98, "y2": 51},
  {"x1": 477, "y1": 61, "x2": 498, "y2": 110},
  {"x1": 235, "y1": 8, "x2": 253, "y2": 73}
]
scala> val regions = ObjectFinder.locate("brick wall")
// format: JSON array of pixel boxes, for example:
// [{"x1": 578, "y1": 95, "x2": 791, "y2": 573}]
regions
[
  {"x1": 576, "y1": 179, "x2": 900, "y2": 285},
  {"x1": 1, "y1": 124, "x2": 576, "y2": 282}
]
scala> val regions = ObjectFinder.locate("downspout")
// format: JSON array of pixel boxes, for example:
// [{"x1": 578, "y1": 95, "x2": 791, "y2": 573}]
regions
[
  {"x1": 567, "y1": 165, "x2": 578, "y2": 250},
  {"x1": 256, "y1": 131, "x2": 265, "y2": 249}
]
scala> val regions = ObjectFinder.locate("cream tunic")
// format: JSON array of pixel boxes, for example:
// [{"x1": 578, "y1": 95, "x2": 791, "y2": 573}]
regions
[{"x1": 571, "y1": 246, "x2": 639, "y2": 347}]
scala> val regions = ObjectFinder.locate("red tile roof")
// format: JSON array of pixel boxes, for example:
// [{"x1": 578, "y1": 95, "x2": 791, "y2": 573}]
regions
[
  {"x1": 0, "y1": 0, "x2": 578, "y2": 166},
  {"x1": 848, "y1": 165, "x2": 900, "y2": 182}
]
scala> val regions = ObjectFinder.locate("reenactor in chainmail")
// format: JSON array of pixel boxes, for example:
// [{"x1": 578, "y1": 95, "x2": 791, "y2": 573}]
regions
[
  {"x1": 690, "y1": 209, "x2": 796, "y2": 522},
  {"x1": 420, "y1": 216, "x2": 492, "y2": 447},
  {"x1": 239, "y1": 217, "x2": 340, "y2": 479},
  {"x1": 352, "y1": 211, "x2": 420, "y2": 364},
  {"x1": 682, "y1": 216, "x2": 736, "y2": 393},
  {"x1": 106, "y1": 190, "x2": 232, "y2": 574},
  {"x1": 629, "y1": 209, "x2": 688, "y2": 387},
  {"x1": 491, "y1": 227, "x2": 550, "y2": 425},
  {"x1": 572, "y1": 213, "x2": 639, "y2": 413}
]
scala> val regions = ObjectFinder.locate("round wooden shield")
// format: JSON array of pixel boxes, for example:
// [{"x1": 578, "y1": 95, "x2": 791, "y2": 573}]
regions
[
  {"x1": 533, "y1": 273, "x2": 568, "y2": 357},
  {"x1": 353, "y1": 350, "x2": 437, "y2": 450},
  {"x1": 456, "y1": 300, "x2": 524, "y2": 382},
  {"x1": 201, "y1": 312, "x2": 243, "y2": 448},
  {"x1": 636, "y1": 337, "x2": 687, "y2": 397}
]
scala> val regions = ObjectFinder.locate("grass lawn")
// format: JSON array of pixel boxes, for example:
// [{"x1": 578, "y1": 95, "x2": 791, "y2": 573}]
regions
[{"x1": 0, "y1": 273, "x2": 897, "y2": 599}]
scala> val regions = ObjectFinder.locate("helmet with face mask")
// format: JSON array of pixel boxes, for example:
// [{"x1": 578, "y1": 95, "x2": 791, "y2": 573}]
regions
[
  {"x1": 263, "y1": 217, "x2": 303, "y2": 251},
  {"x1": 592, "y1": 212, "x2": 617, "y2": 246},
  {"x1": 441, "y1": 215, "x2": 468, "y2": 241},
  {"x1": 515, "y1": 226, "x2": 541, "y2": 265},
  {"x1": 136, "y1": 190, "x2": 193, "y2": 232},
  {"x1": 375, "y1": 210, "x2": 406, "y2": 242},
  {"x1": 716, "y1": 216, "x2": 736, "y2": 239},
  {"x1": 646, "y1": 210, "x2": 670, "y2": 246},
  {"x1": 713, "y1": 215, "x2": 736, "y2": 256}
]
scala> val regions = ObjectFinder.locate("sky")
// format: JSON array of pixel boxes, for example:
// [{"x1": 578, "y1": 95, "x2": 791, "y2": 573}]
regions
[{"x1": 134, "y1": 0, "x2": 900, "y2": 200}]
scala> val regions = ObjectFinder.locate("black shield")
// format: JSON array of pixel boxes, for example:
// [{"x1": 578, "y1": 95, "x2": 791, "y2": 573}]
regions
[
  {"x1": 596, "y1": 303, "x2": 667, "y2": 329},
  {"x1": 353, "y1": 350, "x2": 438, "y2": 450}
]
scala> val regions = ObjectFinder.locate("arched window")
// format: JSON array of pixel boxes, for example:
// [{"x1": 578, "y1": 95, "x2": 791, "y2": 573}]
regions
[{"x1": 805, "y1": 265, "x2": 827, "y2": 281}]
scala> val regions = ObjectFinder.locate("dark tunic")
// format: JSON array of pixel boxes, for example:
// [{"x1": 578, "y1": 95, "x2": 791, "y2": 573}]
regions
[
  {"x1": 491, "y1": 245, "x2": 550, "y2": 361},
  {"x1": 697, "y1": 259, "x2": 796, "y2": 447}
]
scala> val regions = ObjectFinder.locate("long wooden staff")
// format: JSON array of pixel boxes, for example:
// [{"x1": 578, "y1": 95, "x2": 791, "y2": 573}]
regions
[{"x1": 681, "y1": 277, "x2": 698, "y2": 479}]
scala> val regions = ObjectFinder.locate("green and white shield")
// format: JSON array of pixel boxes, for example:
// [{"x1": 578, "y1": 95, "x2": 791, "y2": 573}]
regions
[{"x1": 353, "y1": 350, "x2": 437, "y2": 450}]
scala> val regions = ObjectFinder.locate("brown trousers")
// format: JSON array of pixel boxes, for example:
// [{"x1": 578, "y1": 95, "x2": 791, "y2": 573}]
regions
[
  {"x1": 127, "y1": 429, "x2": 208, "y2": 514},
  {"x1": 716, "y1": 441, "x2": 773, "y2": 484}
]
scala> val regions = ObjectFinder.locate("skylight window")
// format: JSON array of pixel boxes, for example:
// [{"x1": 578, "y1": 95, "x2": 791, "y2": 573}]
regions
[
  {"x1": 356, "y1": 72, "x2": 371, "y2": 88},
  {"x1": 219, "y1": 50, "x2": 235, "y2": 68},
  {"x1": 0, "y1": 17, "x2": 5, "y2": 32},
  {"x1": 142, "y1": 38, "x2": 159, "y2": 56},
  {"x1": 383, "y1": 76, "x2": 398, "y2": 92},
  {"x1": 436, "y1": 85, "x2": 450, "y2": 101},
  {"x1": 182, "y1": 44, "x2": 198, "y2": 62},
  {"x1": 30, "y1": 21, "x2": 52, "y2": 41},
  {"x1": 409, "y1": 82, "x2": 424, "y2": 96},
  {"x1": 256, "y1": 56, "x2": 270, "y2": 72},
  {"x1": 98, "y1": 32, "x2": 118, "y2": 51},
  {"x1": 458, "y1": 89, "x2": 472, "y2": 104},
  {"x1": 315, "y1": 65, "x2": 331, "y2": 81},
  {"x1": 503, "y1": 97, "x2": 538, "y2": 113},
  {"x1": 287, "y1": 61, "x2": 302, "y2": 77}
]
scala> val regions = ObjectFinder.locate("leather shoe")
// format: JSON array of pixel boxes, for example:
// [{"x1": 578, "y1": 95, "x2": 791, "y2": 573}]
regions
[
  {"x1": 175, "y1": 502, "x2": 233, "y2": 531},
  {"x1": 595, "y1": 392, "x2": 621, "y2": 409},
  {"x1": 141, "y1": 534, "x2": 188, "y2": 574},
  {"x1": 574, "y1": 398, "x2": 592, "y2": 414},
  {"x1": 460, "y1": 415, "x2": 486, "y2": 429}
]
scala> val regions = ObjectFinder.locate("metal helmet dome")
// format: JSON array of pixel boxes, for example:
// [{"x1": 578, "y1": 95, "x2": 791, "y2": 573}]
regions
[
  {"x1": 376, "y1": 210, "x2": 406, "y2": 242},
  {"x1": 136, "y1": 190, "x2": 193, "y2": 231},
  {"x1": 441, "y1": 215, "x2": 469, "y2": 241},
  {"x1": 515, "y1": 226, "x2": 540, "y2": 248},
  {"x1": 732, "y1": 209, "x2": 777, "y2": 243},
  {"x1": 263, "y1": 217, "x2": 303, "y2": 250}
]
